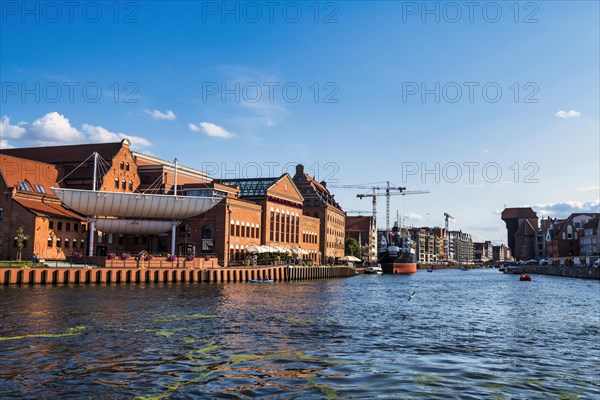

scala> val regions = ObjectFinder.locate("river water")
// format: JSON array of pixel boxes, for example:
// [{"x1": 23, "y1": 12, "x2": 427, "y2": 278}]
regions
[{"x1": 1, "y1": 269, "x2": 599, "y2": 399}]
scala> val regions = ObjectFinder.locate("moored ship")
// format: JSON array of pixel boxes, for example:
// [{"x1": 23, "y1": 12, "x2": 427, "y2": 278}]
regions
[{"x1": 377, "y1": 223, "x2": 417, "y2": 274}]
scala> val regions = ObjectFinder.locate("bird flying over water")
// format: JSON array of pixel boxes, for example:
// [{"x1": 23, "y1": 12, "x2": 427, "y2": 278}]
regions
[{"x1": 408, "y1": 291, "x2": 416, "y2": 301}]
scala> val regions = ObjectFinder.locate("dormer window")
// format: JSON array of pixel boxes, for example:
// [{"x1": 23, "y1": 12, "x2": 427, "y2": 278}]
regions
[
  {"x1": 34, "y1": 184, "x2": 46, "y2": 193},
  {"x1": 18, "y1": 182, "x2": 31, "y2": 191}
]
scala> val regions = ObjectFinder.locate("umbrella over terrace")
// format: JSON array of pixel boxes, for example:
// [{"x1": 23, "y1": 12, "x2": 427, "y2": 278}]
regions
[{"x1": 339, "y1": 255, "x2": 362, "y2": 262}]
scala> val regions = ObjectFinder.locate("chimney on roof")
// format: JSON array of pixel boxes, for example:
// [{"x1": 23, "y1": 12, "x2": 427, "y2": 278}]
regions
[
  {"x1": 295, "y1": 164, "x2": 304, "y2": 176},
  {"x1": 320, "y1": 180, "x2": 327, "y2": 188}
]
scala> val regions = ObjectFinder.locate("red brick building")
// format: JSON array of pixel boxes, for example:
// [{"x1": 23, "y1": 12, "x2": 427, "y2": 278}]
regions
[
  {"x1": 292, "y1": 164, "x2": 346, "y2": 262},
  {"x1": 546, "y1": 213, "x2": 600, "y2": 258},
  {"x1": 218, "y1": 174, "x2": 321, "y2": 264},
  {"x1": 0, "y1": 154, "x2": 88, "y2": 261},
  {"x1": 0, "y1": 141, "x2": 326, "y2": 266}
]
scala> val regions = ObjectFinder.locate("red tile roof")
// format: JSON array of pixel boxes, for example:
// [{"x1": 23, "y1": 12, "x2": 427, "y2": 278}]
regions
[
  {"x1": 303, "y1": 174, "x2": 343, "y2": 211},
  {"x1": 0, "y1": 142, "x2": 123, "y2": 164},
  {"x1": 0, "y1": 154, "x2": 60, "y2": 193},
  {"x1": 14, "y1": 198, "x2": 83, "y2": 219},
  {"x1": 501, "y1": 207, "x2": 538, "y2": 219},
  {"x1": 346, "y1": 216, "x2": 372, "y2": 232}
]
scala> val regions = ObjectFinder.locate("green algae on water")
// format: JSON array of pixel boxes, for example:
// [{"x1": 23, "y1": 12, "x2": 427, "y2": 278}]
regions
[{"x1": 0, "y1": 326, "x2": 87, "y2": 341}]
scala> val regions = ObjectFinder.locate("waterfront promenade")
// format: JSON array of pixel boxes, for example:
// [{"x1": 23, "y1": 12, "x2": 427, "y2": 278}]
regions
[{"x1": 0, "y1": 265, "x2": 356, "y2": 285}]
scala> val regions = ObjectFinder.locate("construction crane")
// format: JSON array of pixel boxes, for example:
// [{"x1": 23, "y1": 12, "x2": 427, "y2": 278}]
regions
[
  {"x1": 444, "y1": 212, "x2": 454, "y2": 260},
  {"x1": 345, "y1": 210, "x2": 374, "y2": 215},
  {"x1": 329, "y1": 182, "x2": 429, "y2": 233}
]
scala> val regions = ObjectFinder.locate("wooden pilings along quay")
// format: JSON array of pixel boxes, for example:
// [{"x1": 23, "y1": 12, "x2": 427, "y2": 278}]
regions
[{"x1": 0, "y1": 265, "x2": 357, "y2": 285}]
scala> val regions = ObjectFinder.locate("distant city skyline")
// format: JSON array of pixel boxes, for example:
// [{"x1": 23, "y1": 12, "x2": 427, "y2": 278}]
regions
[{"x1": 1, "y1": 1, "x2": 598, "y2": 244}]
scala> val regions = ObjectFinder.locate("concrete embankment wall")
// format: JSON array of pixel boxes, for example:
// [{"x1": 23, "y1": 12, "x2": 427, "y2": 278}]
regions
[
  {"x1": 0, "y1": 266, "x2": 356, "y2": 285},
  {"x1": 506, "y1": 265, "x2": 600, "y2": 280}
]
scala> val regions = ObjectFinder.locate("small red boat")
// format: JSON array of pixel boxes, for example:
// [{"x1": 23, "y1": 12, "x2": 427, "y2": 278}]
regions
[{"x1": 520, "y1": 274, "x2": 531, "y2": 281}]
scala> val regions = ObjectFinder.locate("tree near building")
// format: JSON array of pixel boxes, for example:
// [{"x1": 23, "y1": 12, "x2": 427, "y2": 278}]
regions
[
  {"x1": 345, "y1": 237, "x2": 361, "y2": 258},
  {"x1": 15, "y1": 226, "x2": 27, "y2": 262}
]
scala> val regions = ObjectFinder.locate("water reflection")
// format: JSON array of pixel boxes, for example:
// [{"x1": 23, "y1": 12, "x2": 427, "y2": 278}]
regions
[{"x1": 1, "y1": 270, "x2": 599, "y2": 399}]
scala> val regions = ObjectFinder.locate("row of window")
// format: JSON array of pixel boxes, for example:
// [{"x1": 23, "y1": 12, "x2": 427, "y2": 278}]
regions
[
  {"x1": 302, "y1": 232, "x2": 317, "y2": 244},
  {"x1": 328, "y1": 227, "x2": 344, "y2": 239},
  {"x1": 97, "y1": 233, "x2": 148, "y2": 245},
  {"x1": 47, "y1": 237, "x2": 86, "y2": 249},
  {"x1": 119, "y1": 161, "x2": 131, "y2": 171},
  {"x1": 305, "y1": 199, "x2": 320, "y2": 207},
  {"x1": 114, "y1": 179, "x2": 135, "y2": 191},
  {"x1": 269, "y1": 210, "x2": 300, "y2": 243},
  {"x1": 328, "y1": 213, "x2": 344, "y2": 227},
  {"x1": 326, "y1": 241, "x2": 344, "y2": 249},
  {"x1": 18, "y1": 181, "x2": 46, "y2": 194},
  {"x1": 230, "y1": 221, "x2": 260, "y2": 239},
  {"x1": 49, "y1": 221, "x2": 83, "y2": 232}
]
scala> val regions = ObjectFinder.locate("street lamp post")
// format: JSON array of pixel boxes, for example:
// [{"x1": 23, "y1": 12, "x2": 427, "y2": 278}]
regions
[{"x1": 184, "y1": 224, "x2": 190, "y2": 256}]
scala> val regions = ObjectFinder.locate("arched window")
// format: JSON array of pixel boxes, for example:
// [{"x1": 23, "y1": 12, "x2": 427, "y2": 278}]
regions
[
  {"x1": 202, "y1": 225, "x2": 213, "y2": 240},
  {"x1": 120, "y1": 161, "x2": 124, "y2": 170},
  {"x1": 275, "y1": 210, "x2": 280, "y2": 242},
  {"x1": 297, "y1": 176, "x2": 302, "y2": 182},
  {"x1": 114, "y1": 178, "x2": 119, "y2": 189},
  {"x1": 64, "y1": 238, "x2": 70, "y2": 248},
  {"x1": 125, "y1": 162, "x2": 130, "y2": 171},
  {"x1": 305, "y1": 189, "x2": 310, "y2": 194},
  {"x1": 179, "y1": 225, "x2": 191, "y2": 237},
  {"x1": 56, "y1": 238, "x2": 62, "y2": 248},
  {"x1": 121, "y1": 180, "x2": 126, "y2": 190},
  {"x1": 48, "y1": 237, "x2": 53, "y2": 248},
  {"x1": 128, "y1": 180, "x2": 133, "y2": 191},
  {"x1": 313, "y1": 200, "x2": 319, "y2": 206}
]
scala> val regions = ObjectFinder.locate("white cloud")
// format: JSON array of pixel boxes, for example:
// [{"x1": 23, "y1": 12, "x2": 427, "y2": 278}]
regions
[
  {"x1": 403, "y1": 212, "x2": 424, "y2": 221},
  {"x1": 0, "y1": 115, "x2": 27, "y2": 139},
  {"x1": 0, "y1": 139, "x2": 14, "y2": 149},
  {"x1": 555, "y1": 110, "x2": 581, "y2": 119},
  {"x1": 529, "y1": 200, "x2": 600, "y2": 218},
  {"x1": 144, "y1": 109, "x2": 177, "y2": 120},
  {"x1": 576, "y1": 186, "x2": 600, "y2": 192},
  {"x1": 190, "y1": 122, "x2": 234, "y2": 139},
  {"x1": 81, "y1": 124, "x2": 152, "y2": 149},
  {"x1": 1, "y1": 112, "x2": 153, "y2": 150},
  {"x1": 29, "y1": 112, "x2": 85, "y2": 144}
]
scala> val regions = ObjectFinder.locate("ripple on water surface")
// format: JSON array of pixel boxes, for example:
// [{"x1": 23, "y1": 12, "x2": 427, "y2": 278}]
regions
[{"x1": 0, "y1": 269, "x2": 599, "y2": 399}]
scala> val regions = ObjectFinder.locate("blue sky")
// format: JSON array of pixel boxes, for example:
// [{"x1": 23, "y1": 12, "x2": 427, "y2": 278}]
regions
[{"x1": 1, "y1": 1, "x2": 599, "y2": 243}]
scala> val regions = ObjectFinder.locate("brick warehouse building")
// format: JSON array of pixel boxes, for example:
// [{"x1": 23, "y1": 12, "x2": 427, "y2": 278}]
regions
[
  {"x1": 0, "y1": 140, "x2": 330, "y2": 265},
  {"x1": 0, "y1": 154, "x2": 88, "y2": 261},
  {"x1": 292, "y1": 164, "x2": 346, "y2": 263},
  {"x1": 217, "y1": 175, "x2": 321, "y2": 265}
]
